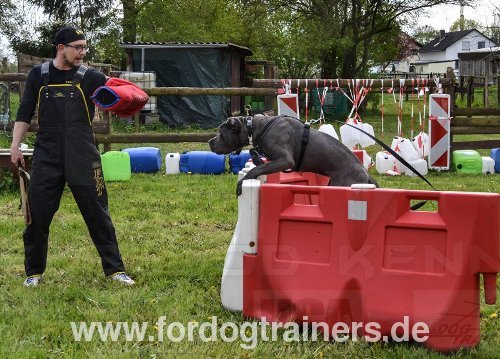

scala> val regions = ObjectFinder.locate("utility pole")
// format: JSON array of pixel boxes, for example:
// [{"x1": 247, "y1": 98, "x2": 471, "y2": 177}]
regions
[{"x1": 460, "y1": 1, "x2": 465, "y2": 31}]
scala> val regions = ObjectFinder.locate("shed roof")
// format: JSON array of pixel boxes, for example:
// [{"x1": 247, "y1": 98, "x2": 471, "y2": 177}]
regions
[
  {"x1": 120, "y1": 42, "x2": 253, "y2": 56},
  {"x1": 458, "y1": 46, "x2": 500, "y2": 60}
]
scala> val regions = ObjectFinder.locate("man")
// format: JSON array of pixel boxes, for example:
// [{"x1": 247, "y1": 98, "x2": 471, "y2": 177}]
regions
[{"x1": 10, "y1": 26, "x2": 134, "y2": 287}]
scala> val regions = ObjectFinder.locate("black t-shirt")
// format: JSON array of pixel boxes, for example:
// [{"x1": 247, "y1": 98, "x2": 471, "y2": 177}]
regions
[{"x1": 16, "y1": 61, "x2": 107, "y2": 124}]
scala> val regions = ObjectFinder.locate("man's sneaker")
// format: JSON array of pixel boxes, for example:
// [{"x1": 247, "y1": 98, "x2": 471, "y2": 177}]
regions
[
  {"x1": 23, "y1": 275, "x2": 42, "y2": 287},
  {"x1": 109, "y1": 272, "x2": 135, "y2": 286}
]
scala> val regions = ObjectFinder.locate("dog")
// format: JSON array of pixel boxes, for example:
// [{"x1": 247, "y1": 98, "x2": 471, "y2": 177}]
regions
[{"x1": 208, "y1": 115, "x2": 379, "y2": 195}]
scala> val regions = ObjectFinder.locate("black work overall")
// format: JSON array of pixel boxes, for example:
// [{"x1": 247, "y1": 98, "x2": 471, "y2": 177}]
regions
[{"x1": 24, "y1": 62, "x2": 125, "y2": 276}]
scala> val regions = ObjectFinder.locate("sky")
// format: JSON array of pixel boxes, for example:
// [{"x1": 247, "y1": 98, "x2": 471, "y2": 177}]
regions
[{"x1": 413, "y1": 0, "x2": 498, "y2": 32}]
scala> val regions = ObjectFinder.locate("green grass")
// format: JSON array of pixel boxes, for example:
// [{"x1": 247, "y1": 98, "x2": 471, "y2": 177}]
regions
[
  {"x1": 0, "y1": 92, "x2": 499, "y2": 358},
  {"x1": 0, "y1": 171, "x2": 499, "y2": 358}
]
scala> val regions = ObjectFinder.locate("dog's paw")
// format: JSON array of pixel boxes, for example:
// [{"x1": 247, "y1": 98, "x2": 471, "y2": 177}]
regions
[{"x1": 236, "y1": 179, "x2": 243, "y2": 197}]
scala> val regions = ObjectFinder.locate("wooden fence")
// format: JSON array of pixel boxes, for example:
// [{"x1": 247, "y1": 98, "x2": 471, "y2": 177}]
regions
[{"x1": 1, "y1": 72, "x2": 499, "y2": 151}]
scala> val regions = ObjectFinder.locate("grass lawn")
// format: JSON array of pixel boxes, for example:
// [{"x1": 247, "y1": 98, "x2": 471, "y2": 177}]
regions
[{"x1": 0, "y1": 92, "x2": 499, "y2": 358}]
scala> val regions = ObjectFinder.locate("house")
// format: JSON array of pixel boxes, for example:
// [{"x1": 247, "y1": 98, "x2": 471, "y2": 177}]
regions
[
  {"x1": 458, "y1": 46, "x2": 500, "y2": 77},
  {"x1": 371, "y1": 33, "x2": 422, "y2": 74},
  {"x1": 412, "y1": 29, "x2": 498, "y2": 76},
  {"x1": 120, "y1": 42, "x2": 252, "y2": 128}
]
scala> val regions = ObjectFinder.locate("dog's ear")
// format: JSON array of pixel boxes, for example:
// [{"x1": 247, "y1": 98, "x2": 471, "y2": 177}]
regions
[{"x1": 226, "y1": 117, "x2": 242, "y2": 132}]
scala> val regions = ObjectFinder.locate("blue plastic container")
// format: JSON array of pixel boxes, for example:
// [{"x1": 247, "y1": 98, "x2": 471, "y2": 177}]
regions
[
  {"x1": 180, "y1": 151, "x2": 225, "y2": 174},
  {"x1": 491, "y1": 148, "x2": 500, "y2": 173},
  {"x1": 229, "y1": 150, "x2": 252, "y2": 174},
  {"x1": 122, "y1": 147, "x2": 162, "y2": 173}
]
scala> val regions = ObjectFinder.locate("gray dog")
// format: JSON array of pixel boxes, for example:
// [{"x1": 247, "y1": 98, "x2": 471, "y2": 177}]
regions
[{"x1": 209, "y1": 115, "x2": 378, "y2": 195}]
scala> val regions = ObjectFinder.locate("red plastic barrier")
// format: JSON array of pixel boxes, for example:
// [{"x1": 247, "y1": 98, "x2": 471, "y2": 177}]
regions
[
  {"x1": 91, "y1": 78, "x2": 149, "y2": 117},
  {"x1": 266, "y1": 172, "x2": 330, "y2": 205},
  {"x1": 243, "y1": 184, "x2": 499, "y2": 352}
]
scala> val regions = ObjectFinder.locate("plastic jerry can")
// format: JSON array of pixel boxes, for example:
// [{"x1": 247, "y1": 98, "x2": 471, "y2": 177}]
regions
[
  {"x1": 352, "y1": 149, "x2": 372, "y2": 170},
  {"x1": 376, "y1": 151, "x2": 395, "y2": 174},
  {"x1": 318, "y1": 124, "x2": 339, "y2": 140},
  {"x1": 122, "y1": 147, "x2": 162, "y2": 173},
  {"x1": 490, "y1": 148, "x2": 500, "y2": 173},
  {"x1": 404, "y1": 158, "x2": 428, "y2": 177},
  {"x1": 165, "y1": 153, "x2": 180, "y2": 174},
  {"x1": 398, "y1": 138, "x2": 421, "y2": 161},
  {"x1": 180, "y1": 151, "x2": 226, "y2": 174},
  {"x1": 411, "y1": 132, "x2": 430, "y2": 158},
  {"x1": 101, "y1": 151, "x2": 131, "y2": 181},
  {"x1": 482, "y1": 156, "x2": 495, "y2": 174},
  {"x1": 229, "y1": 150, "x2": 252, "y2": 174},
  {"x1": 452, "y1": 150, "x2": 482, "y2": 174}
]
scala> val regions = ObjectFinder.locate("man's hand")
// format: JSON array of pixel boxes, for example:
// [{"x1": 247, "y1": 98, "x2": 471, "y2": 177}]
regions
[
  {"x1": 10, "y1": 145, "x2": 25, "y2": 168},
  {"x1": 10, "y1": 121, "x2": 31, "y2": 168}
]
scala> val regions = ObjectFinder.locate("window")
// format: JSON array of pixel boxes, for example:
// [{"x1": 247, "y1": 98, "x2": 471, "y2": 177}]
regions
[
  {"x1": 462, "y1": 41, "x2": 470, "y2": 51},
  {"x1": 455, "y1": 60, "x2": 459, "y2": 69},
  {"x1": 478, "y1": 41, "x2": 485, "y2": 49}
]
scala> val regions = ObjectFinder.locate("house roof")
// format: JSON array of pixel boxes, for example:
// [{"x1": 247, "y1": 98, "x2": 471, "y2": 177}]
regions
[
  {"x1": 120, "y1": 42, "x2": 253, "y2": 56},
  {"x1": 419, "y1": 30, "x2": 475, "y2": 53}
]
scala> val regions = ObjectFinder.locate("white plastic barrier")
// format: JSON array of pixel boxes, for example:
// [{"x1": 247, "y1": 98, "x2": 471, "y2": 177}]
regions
[
  {"x1": 220, "y1": 179, "x2": 261, "y2": 311},
  {"x1": 482, "y1": 157, "x2": 495, "y2": 174},
  {"x1": 318, "y1": 124, "x2": 339, "y2": 140},
  {"x1": 165, "y1": 153, "x2": 180, "y2": 174}
]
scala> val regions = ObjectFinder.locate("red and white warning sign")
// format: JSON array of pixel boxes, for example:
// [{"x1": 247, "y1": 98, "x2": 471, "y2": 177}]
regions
[
  {"x1": 277, "y1": 94, "x2": 300, "y2": 119},
  {"x1": 428, "y1": 94, "x2": 451, "y2": 170}
]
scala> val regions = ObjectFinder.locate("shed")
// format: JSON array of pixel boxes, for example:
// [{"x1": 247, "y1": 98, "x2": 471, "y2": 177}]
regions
[
  {"x1": 458, "y1": 47, "x2": 500, "y2": 77},
  {"x1": 120, "y1": 42, "x2": 253, "y2": 128}
]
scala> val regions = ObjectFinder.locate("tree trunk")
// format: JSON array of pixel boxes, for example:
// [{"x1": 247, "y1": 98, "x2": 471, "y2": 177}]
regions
[{"x1": 121, "y1": 0, "x2": 138, "y2": 71}]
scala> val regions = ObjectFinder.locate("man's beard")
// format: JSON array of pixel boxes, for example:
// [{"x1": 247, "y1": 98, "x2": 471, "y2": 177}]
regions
[{"x1": 63, "y1": 54, "x2": 81, "y2": 68}]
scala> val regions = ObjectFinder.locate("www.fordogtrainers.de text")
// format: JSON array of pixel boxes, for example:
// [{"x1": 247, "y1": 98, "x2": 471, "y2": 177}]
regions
[{"x1": 71, "y1": 316, "x2": 429, "y2": 349}]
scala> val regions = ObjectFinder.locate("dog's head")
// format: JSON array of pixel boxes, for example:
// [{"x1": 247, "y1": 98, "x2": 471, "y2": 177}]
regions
[{"x1": 208, "y1": 117, "x2": 249, "y2": 154}]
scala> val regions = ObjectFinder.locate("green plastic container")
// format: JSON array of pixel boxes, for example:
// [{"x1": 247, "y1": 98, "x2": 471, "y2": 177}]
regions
[
  {"x1": 452, "y1": 150, "x2": 482, "y2": 174},
  {"x1": 101, "y1": 151, "x2": 131, "y2": 181}
]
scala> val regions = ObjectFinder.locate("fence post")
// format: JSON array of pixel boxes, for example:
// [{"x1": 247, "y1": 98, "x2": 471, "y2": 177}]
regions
[
  {"x1": 467, "y1": 76, "x2": 473, "y2": 110},
  {"x1": 497, "y1": 76, "x2": 500, "y2": 107},
  {"x1": 484, "y1": 76, "x2": 489, "y2": 107}
]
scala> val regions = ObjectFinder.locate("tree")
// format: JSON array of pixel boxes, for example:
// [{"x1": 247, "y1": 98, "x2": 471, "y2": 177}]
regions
[
  {"x1": 250, "y1": 0, "x2": 473, "y2": 78},
  {"x1": 0, "y1": 0, "x2": 119, "y2": 62},
  {"x1": 411, "y1": 25, "x2": 439, "y2": 45},
  {"x1": 449, "y1": 18, "x2": 483, "y2": 32}
]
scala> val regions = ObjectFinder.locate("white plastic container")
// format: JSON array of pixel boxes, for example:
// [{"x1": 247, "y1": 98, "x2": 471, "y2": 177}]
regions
[
  {"x1": 318, "y1": 124, "x2": 339, "y2": 140},
  {"x1": 340, "y1": 119, "x2": 376, "y2": 149},
  {"x1": 398, "y1": 138, "x2": 421, "y2": 161},
  {"x1": 390, "y1": 137, "x2": 406, "y2": 173},
  {"x1": 359, "y1": 122, "x2": 376, "y2": 148},
  {"x1": 352, "y1": 149, "x2": 372, "y2": 170},
  {"x1": 411, "y1": 132, "x2": 430, "y2": 158},
  {"x1": 340, "y1": 120, "x2": 359, "y2": 149},
  {"x1": 165, "y1": 152, "x2": 180, "y2": 174},
  {"x1": 376, "y1": 151, "x2": 395, "y2": 174},
  {"x1": 220, "y1": 179, "x2": 261, "y2": 311},
  {"x1": 404, "y1": 159, "x2": 428, "y2": 177},
  {"x1": 482, "y1": 156, "x2": 495, "y2": 174}
]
